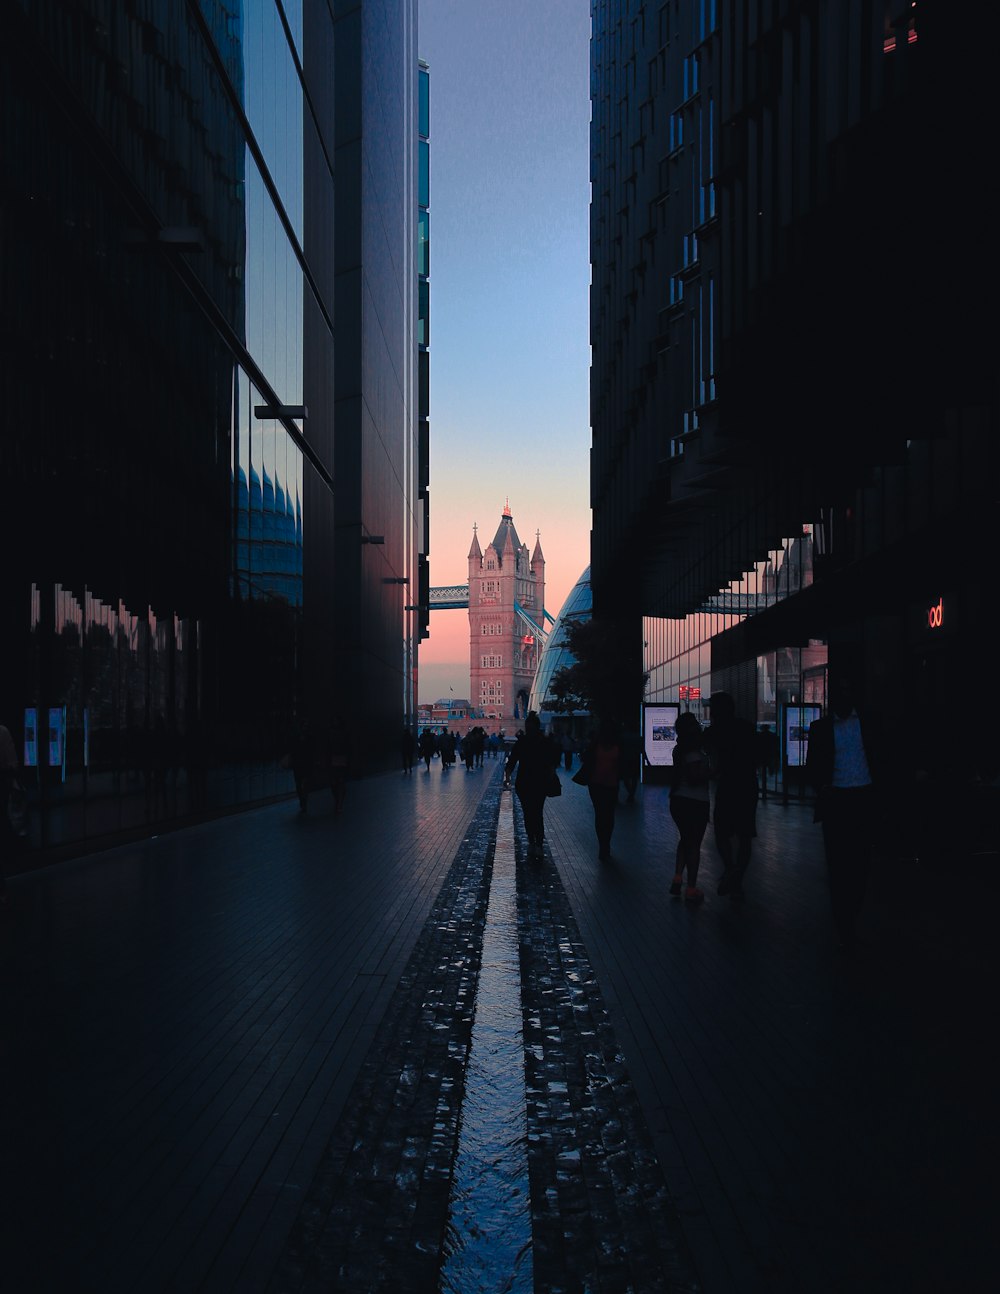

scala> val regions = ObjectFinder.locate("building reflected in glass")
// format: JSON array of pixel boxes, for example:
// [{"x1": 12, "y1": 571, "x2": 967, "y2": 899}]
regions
[{"x1": 1, "y1": 1, "x2": 422, "y2": 855}]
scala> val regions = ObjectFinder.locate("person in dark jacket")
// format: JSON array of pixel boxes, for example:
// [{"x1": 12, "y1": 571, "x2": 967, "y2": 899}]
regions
[
  {"x1": 289, "y1": 719, "x2": 315, "y2": 812},
  {"x1": 400, "y1": 726, "x2": 416, "y2": 775},
  {"x1": 582, "y1": 718, "x2": 622, "y2": 862},
  {"x1": 504, "y1": 712, "x2": 560, "y2": 859},
  {"x1": 1, "y1": 722, "x2": 24, "y2": 899},
  {"x1": 669, "y1": 711, "x2": 712, "y2": 902},
  {"x1": 806, "y1": 676, "x2": 878, "y2": 949},
  {"x1": 704, "y1": 693, "x2": 758, "y2": 899}
]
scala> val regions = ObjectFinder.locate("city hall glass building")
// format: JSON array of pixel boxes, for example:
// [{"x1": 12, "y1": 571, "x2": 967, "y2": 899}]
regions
[
  {"x1": 590, "y1": 2, "x2": 998, "y2": 789},
  {"x1": 1, "y1": 1, "x2": 424, "y2": 855}
]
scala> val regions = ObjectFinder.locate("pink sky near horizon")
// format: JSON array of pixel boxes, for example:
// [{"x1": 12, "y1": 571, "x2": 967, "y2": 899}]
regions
[{"x1": 416, "y1": 2, "x2": 593, "y2": 704}]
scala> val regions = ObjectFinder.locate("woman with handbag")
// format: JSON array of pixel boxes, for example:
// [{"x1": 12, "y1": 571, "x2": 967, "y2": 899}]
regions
[
  {"x1": 504, "y1": 711, "x2": 560, "y2": 859},
  {"x1": 669, "y1": 711, "x2": 711, "y2": 902}
]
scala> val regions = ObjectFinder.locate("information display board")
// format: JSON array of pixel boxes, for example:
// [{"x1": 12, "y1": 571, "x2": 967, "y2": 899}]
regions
[
  {"x1": 782, "y1": 703, "x2": 822, "y2": 768},
  {"x1": 643, "y1": 703, "x2": 681, "y2": 768}
]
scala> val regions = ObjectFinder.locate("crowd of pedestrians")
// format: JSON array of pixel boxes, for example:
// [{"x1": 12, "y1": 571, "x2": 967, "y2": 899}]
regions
[{"x1": 482, "y1": 682, "x2": 888, "y2": 952}]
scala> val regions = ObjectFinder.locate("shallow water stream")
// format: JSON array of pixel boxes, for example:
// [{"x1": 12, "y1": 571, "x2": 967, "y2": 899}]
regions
[{"x1": 439, "y1": 793, "x2": 532, "y2": 1293}]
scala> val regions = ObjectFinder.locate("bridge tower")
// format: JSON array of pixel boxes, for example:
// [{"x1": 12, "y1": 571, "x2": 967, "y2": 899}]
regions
[{"x1": 468, "y1": 500, "x2": 545, "y2": 725}]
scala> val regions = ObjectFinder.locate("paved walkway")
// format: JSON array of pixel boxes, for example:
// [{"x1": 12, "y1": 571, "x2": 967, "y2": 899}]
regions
[{"x1": 1, "y1": 758, "x2": 995, "y2": 1291}]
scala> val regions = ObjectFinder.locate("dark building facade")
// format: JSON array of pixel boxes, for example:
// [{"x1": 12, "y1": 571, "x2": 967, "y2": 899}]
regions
[
  {"x1": 1, "y1": 1, "x2": 423, "y2": 857},
  {"x1": 590, "y1": 2, "x2": 998, "y2": 788}
]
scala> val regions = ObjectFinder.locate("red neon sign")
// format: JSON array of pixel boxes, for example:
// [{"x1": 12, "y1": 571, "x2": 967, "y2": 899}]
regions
[{"x1": 927, "y1": 598, "x2": 943, "y2": 629}]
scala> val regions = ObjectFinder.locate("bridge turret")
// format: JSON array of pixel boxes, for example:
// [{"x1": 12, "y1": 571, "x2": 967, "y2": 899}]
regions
[{"x1": 531, "y1": 530, "x2": 546, "y2": 624}]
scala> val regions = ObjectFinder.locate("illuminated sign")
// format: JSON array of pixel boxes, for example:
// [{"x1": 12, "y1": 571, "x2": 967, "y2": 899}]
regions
[
  {"x1": 678, "y1": 685, "x2": 702, "y2": 700},
  {"x1": 782, "y1": 703, "x2": 822, "y2": 768},
  {"x1": 644, "y1": 702, "x2": 680, "y2": 768},
  {"x1": 909, "y1": 592, "x2": 957, "y2": 645}
]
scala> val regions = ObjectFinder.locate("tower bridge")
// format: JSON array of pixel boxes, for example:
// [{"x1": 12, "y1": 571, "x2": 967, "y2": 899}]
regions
[
  {"x1": 430, "y1": 501, "x2": 553, "y2": 724},
  {"x1": 429, "y1": 583, "x2": 555, "y2": 639}
]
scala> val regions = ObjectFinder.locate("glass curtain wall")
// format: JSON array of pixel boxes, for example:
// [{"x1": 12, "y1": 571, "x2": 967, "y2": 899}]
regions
[
  {"x1": 2, "y1": 1, "x2": 335, "y2": 853},
  {"x1": 643, "y1": 528, "x2": 827, "y2": 793}
]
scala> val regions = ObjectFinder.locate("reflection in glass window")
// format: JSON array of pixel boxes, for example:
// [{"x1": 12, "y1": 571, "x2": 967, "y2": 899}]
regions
[
  {"x1": 233, "y1": 370, "x2": 303, "y2": 607},
  {"x1": 419, "y1": 140, "x2": 430, "y2": 210},
  {"x1": 245, "y1": 161, "x2": 304, "y2": 404},
  {"x1": 418, "y1": 209, "x2": 430, "y2": 278},
  {"x1": 243, "y1": 0, "x2": 304, "y2": 242}
]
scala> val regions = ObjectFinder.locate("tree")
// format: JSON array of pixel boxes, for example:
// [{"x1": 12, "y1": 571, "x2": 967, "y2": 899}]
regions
[{"x1": 547, "y1": 617, "x2": 647, "y2": 725}]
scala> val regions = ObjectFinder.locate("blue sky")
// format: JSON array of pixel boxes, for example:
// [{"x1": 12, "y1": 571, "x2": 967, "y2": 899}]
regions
[{"x1": 417, "y1": 0, "x2": 593, "y2": 702}]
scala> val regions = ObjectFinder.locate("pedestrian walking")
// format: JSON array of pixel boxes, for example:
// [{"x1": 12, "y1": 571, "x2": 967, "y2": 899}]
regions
[
  {"x1": 581, "y1": 718, "x2": 622, "y2": 862},
  {"x1": 669, "y1": 711, "x2": 711, "y2": 902},
  {"x1": 329, "y1": 717, "x2": 351, "y2": 816},
  {"x1": 400, "y1": 726, "x2": 416, "y2": 775},
  {"x1": 504, "y1": 711, "x2": 560, "y2": 859},
  {"x1": 1, "y1": 722, "x2": 28, "y2": 901},
  {"x1": 619, "y1": 725, "x2": 643, "y2": 802},
  {"x1": 419, "y1": 727, "x2": 436, "y2": 771},
  {"x1": 806, "y1": 676, "x2": 879, "y2": 950},
  {"x1": 704, "y1": 693, "x2": 758, "y2": 899},
  {"x1": 559, "y1": 729, "x2": 575, "y2": 771},
  {"x1": 288, "y1": 719, "x2": 314, "y2": 811}
]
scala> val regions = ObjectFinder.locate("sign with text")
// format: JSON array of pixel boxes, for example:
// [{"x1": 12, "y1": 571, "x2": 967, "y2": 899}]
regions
[
  {"x1": 643, "y1": 702, "x2": 681, "y2": 768},
  {"x1": 909, "y1": 591, "x2": 958, "y2": 646},
  {"x1": 782, "y1": 703, "x2": 822, "y2": 768}
]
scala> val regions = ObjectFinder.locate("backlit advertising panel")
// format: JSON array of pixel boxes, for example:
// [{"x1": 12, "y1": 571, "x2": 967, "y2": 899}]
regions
[
  {"x1": 782, "y1": 703, "x2": 822, "y2": 768},
  {"x1": 643, "y1": 703, "x2": 680, "y2": 768}
]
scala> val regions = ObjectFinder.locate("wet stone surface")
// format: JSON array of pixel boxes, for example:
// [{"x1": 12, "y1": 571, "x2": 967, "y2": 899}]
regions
[
  {"x1": 270, "y1": 767, "x2": 700, "y2": 1292},
  {"x1": 514, "y1": 797, "x2": 701, "y2": 1294},
  {"x1": 269, "y1": 770, "x2": 504, "y2": 1292}
]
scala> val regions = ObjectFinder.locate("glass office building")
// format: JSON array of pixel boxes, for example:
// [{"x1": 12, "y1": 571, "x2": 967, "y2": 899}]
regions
[
  {"x1": 590, "y1": 3, "x2": 998, "y2": 789},
  {"x1": 529, "y1": 567, "x2": 593, "y2": 721},
  {"x1": 1, "y1": 1, "x2": 421, "y2": 856}
]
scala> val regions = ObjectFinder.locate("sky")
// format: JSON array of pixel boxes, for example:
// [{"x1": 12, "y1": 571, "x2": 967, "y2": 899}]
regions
[{"x1": 417, "y1": 0, "x2": 593, "y2": 703}]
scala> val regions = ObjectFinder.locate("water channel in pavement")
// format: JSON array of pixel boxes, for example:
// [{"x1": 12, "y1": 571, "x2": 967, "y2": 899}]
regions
[{"x1": 440, "y1": 793, "x2": 533, "y2": 1293}]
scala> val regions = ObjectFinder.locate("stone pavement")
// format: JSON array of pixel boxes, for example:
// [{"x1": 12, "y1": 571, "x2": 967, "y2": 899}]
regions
[{"x1": 1, "y1": 755, "x2": 996, "y2": 1292}]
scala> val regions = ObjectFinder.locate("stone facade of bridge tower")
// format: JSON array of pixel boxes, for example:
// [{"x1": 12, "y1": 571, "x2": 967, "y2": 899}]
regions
[{"x1": 468, "y1": 501, "x2": 545, "y2": 725}]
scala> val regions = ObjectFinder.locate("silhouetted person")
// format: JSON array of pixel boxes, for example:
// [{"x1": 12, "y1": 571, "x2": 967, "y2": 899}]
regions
[
  {"x1": 1, "y1": 722, "x2": 26, "y2": 899},
  {"x1": 582, "y1": 718, "x2": 622, "y2": 862},
  {"x1": 440, "y1": 729, "x2": 456, "y2": 769},
  {"x1": 289, "y1": 719, "x2": 316, "y2": 812},
  {"x1": 419, "y1": 727, "x2": 436, "y2": 771},
  {"x1": 329, "y1": 717, "x2": 351, "y2": 816},
  {"x1": 807, "y1": 677, "x2": 877, "y2": 950},
  {"x1": 670, "y1": 712, "x2": 711, "y2": 902},
  {"x1": 504, "y1": 711, "x2": 560, "y2": 860},
  {"x1": 704, "y1": 693, "x2": 758, "y2": 899},
  {"x1": 619, "y1": 725, "x2": 643, "y2": 801},
  {"x1": 400, "y1": 726, "x2": 416, "y2": 775}
]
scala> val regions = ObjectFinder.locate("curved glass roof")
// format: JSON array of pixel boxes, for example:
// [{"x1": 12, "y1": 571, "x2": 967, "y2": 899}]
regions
[{"x1": 529, "y1": 566, "x2": 592, "y2": 714}]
